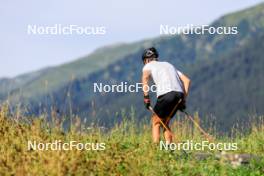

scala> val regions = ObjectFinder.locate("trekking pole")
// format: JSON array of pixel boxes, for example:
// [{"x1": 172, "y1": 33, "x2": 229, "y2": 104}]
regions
[
  {"x1": 182, "y1": 110, "x2": 214, "y2": 142},
  {"x1": 164, "y1": 99, "x2": 182, "y2": 125}
]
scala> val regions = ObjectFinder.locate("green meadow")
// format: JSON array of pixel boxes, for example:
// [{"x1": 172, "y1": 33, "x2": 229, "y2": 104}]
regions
[{"x1": 0, "y1": 105, "x2": 263, "y2": 176}]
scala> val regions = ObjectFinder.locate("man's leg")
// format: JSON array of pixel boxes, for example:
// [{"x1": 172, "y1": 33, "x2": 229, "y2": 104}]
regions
[
  {"x1": 152, "y1": 114, "x2": 161, "y2": 143},
  {"x1": 163, "y1": 118, "x2": 172, "y2": 144}
]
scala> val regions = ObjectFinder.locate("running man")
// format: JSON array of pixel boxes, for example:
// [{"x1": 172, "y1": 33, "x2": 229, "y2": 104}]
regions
[{"x1": 141, "y1": 47, "x2": 191, "y2": 144}]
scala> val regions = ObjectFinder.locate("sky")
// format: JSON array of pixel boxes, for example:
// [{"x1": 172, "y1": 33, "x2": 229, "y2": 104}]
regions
[{"x1": 1, "y1": 0, "x2": 263, "y2": 78}]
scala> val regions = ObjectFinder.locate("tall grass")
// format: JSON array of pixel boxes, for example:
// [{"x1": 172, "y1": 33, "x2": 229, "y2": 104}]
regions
[{"x1": 0, "y1": 105, "x2": 263, "y2": 175}]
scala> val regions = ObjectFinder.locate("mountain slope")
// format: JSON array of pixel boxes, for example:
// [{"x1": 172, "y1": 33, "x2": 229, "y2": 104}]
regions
[
  {"x1": 0, "y1": 42, "x2": 145, "y2": 101},
  {"x1": 0, "y1": 68, "x2": 51, "y2": 99},
  {"x1": 2, "y1": 3, "x2": 264, "y2": 103},
  {"x1": 188, "y1": 32, "x2": 264, "y2": 131}
]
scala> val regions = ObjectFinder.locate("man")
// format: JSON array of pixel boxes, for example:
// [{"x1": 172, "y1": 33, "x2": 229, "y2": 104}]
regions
[{"x1": 141, "y1": 47, "x2": 191, "y2": 144}]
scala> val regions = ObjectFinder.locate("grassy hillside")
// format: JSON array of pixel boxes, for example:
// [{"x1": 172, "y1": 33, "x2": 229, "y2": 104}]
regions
[{"x1": 0, "y1": 106, "x2": 264, "y2": 175}]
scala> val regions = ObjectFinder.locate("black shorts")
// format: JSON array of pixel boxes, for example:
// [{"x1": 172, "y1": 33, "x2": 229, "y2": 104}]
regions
[{"x1": 154, "y1": 91, "x2": 184, "y2": 119}]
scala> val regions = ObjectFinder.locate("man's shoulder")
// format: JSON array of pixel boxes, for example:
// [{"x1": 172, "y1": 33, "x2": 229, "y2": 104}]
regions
[
  {"x1": 158, "y1": 60, "x2": 170, "y2": 65},
  {"x1": 142, "y1": 62, "x2": 153, "y2": 71},
  {"x1": 143, "y1": 61, "x2": 173, "y2": 71},
  {"x1": 160, "y1": 61, "x2": 174, "y2": 68}
]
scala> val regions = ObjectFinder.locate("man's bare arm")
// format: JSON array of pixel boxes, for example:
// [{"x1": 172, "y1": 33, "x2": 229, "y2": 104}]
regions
[
  {"x1": 142, "y1": 70, "x2": 151, "y2": 96},
  {"x1": 179, "y1": 73, "x2": 191, "y2": 98}
]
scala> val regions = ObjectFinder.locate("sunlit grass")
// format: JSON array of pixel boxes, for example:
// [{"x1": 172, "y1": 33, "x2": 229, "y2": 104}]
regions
[{"x1": 0, "y1": 104, "x2": 263, "y2": 175}]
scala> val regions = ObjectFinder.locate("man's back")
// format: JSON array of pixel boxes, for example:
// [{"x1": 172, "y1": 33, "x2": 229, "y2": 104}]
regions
[{"x1": 142, "y1": 61, "x2": 184, "y2": 97}]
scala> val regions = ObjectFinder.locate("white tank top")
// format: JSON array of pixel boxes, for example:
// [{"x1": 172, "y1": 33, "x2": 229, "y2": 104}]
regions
[{"x1": 142, "y1": 61, "x2": 184, "y2": 97}]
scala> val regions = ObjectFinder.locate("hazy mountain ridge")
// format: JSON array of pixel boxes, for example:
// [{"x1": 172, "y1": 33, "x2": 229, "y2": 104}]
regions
[
  {"x1": 2, "y1": 3, "x2": 264, "y2": 97},
  {"x1": 0, "y1": 67, "x2": 52, "y2": 99},
  {"x1": 3, "y1": 3, "x2": 264, "y2": 102},
  {"x1": 0, "y1": 42, "x2": 145, "y2": 101}
]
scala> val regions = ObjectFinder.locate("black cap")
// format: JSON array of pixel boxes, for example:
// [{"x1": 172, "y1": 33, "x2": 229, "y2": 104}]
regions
[{"x1": 142, "y1": 47, "x2": 159, "y2": 62}]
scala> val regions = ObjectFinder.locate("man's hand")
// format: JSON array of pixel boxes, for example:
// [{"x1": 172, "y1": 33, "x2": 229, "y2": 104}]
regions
[
  {"x1": 178, "y1": 98, "x2": 186, "y2": 112},
  {"x1": 144, "y1": 95, "x2": 151, "y2": 110}
]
